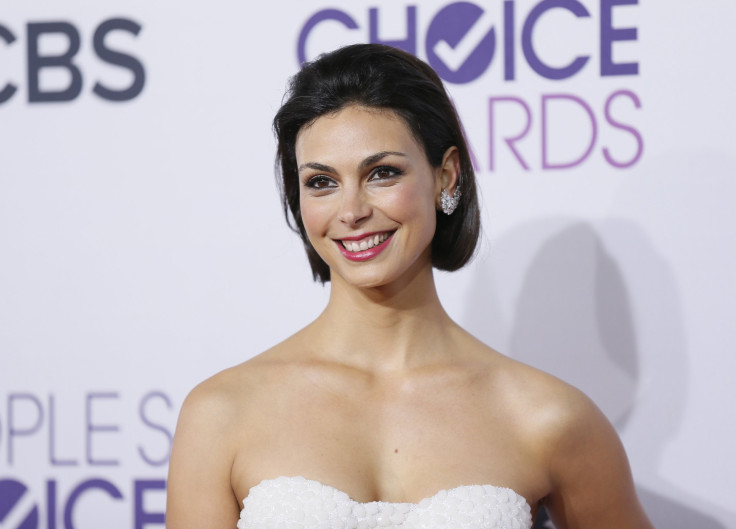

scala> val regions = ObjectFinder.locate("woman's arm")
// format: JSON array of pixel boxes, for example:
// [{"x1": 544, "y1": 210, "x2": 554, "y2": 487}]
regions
[
  {"x1": 166, "y1": 383, "x2": 241, "y2": 529},
  {"x1": 542, "y1": 389, "x2": 653, "y2": 529}
]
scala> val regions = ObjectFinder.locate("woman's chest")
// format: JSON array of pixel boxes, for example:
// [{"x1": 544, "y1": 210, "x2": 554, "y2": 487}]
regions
[{"x1": 231, "y1": 385, "x2": 549, "y2": 510}]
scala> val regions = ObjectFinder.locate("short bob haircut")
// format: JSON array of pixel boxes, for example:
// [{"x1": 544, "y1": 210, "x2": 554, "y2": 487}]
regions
[{"x1": 273, "y1": 43, "x2": 480, "y2": 283}]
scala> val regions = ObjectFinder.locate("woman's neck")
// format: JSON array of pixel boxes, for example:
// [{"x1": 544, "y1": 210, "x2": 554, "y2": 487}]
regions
[{"x1": 307, "y1": 265, "x2": 458, "y2": 373}]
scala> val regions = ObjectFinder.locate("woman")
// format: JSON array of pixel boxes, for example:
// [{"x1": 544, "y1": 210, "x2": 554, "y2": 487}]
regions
[{"x1": 166, "y1": 44, "x2": 653, "y2": 529}]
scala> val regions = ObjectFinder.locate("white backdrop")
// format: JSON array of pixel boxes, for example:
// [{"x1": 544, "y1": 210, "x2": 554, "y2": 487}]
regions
[{"x1": 1, "y1": 1, "x2": 734, "y2": 528}]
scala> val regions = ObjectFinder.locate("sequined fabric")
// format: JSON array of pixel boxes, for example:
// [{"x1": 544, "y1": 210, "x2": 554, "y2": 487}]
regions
[{"x1": 238, "y1": 476, "x2": 532, "y2": 529}]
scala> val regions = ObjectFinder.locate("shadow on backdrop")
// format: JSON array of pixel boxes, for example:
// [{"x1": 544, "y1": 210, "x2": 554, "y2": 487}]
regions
[{"x1": 462, "y1": 218, "x2": 728, "y2": 529}]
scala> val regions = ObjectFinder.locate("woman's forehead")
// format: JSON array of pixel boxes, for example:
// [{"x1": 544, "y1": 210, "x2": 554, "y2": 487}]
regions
[{"x1": 295, "y1": 105, "x2": 423, "y2": 165}]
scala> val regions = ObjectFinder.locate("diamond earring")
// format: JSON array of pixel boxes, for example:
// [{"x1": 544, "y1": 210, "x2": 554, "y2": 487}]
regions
[{"x1": 440, "y1": 187, "x2": 461, "y2": 215}]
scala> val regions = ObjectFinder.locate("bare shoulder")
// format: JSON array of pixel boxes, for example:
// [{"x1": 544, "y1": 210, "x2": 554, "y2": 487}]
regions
[
  {"x1": 178, "y1": 338, "x2": 302, "y2": 427},
  {"x1": 166, "y1": 340, "x2": 306, "y2": 529},
  {"x1": 469, "y1": 342, "x2": 652, "y2": 529},
  {"x1": 171, "y1": 348, "x2": 281, "y2": 466},
  {"x1": 466, "y1": 339, "x2": 602, "y2": 444}
]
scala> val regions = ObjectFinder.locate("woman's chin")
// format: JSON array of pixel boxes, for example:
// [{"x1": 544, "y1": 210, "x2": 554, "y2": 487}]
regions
[
  {"x1": 333, "y1": 270, "x2": 394, "y2": 290},
  {"x1": 330, "y1": 261, "x2": 431, "y2": 292}
]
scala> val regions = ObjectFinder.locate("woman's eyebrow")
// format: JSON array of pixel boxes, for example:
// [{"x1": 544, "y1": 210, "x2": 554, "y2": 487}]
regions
[
  {"x1": 360, "y1": 151, "x2": 407, "y2": 169},
  {"x1": 298, "y1": 152, "x2": 407, "y2": 174},
  {"x1": 298, "y1": 162, "x2": 336, "y2": 174}
]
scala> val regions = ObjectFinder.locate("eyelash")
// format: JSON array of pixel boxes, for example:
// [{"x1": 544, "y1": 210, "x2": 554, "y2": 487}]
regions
[
  {"x1": 304, "y1": 166, "x2": 404, "y2": 189},
  {"x1": 305, "y1": 175, "x2": 335, "y2": 189},
  {"x1": 369, "y1": 165, "x2": 404, "y2": 181}
]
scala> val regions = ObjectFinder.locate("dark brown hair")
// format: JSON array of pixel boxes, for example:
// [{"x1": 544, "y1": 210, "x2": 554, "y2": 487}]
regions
[{"x1": 273, "y1": 43, "x2": 480, "y2": 283}]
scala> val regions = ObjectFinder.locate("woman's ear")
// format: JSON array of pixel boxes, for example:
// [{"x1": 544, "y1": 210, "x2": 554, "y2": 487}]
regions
[{"x1": 435, "y1": 146, "x2": 461, "y2": 209}]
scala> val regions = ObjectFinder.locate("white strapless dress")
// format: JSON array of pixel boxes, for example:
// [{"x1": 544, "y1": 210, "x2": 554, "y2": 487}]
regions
[{"x1": 238, "y1": 476, "x2": 532, "y2": 529}]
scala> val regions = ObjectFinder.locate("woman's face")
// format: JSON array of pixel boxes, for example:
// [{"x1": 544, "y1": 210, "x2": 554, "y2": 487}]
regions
[{"x1": 295, "y1": 105, "x2": 454, "y2": 289}]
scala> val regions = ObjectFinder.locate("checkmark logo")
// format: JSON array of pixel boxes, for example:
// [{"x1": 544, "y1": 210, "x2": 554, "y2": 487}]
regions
[
  {"x1": 0, "y1": 480, "x2": 38, "y2": 529},
  {"x1": 433, "y1": 10, "x2": 494, "y2": 72},
  {"x1": 425, "y1": 2, "x2": 496, "y2": 84}
]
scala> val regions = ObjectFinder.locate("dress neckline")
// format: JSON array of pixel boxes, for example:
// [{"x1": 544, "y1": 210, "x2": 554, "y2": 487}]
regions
[{"x1": 245, "y1": 475, "x2": 531, "y2": 509}]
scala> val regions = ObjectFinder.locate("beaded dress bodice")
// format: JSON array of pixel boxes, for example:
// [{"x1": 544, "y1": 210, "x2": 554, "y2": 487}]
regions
[{"x1": 237, "y1": 476, "x2": 532, "y2": 529}]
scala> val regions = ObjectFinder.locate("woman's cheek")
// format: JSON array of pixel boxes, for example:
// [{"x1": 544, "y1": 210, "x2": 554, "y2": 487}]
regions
[
  {"x1": 382, "y1": 184, "x2": 435, "y2": 224},
  {"x1": 300, "y1": 197, "x2": 329, "y2": 236}
]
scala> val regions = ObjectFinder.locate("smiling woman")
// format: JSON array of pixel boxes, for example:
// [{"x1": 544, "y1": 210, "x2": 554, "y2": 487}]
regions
[
  {"x1": 275, "y1": 44, "x2": 481, "y2": 284},
  {"x1": 295, "y1": 106, "x2": 449, "y2": 288},
  {"x1": 165, "y1": 44, "x2": 654, "y2": 529}
]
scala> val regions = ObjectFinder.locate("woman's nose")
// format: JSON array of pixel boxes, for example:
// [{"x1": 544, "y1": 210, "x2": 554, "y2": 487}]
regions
[{"x1": 337, "y1": 187, "x2": 372, "y2": 227}]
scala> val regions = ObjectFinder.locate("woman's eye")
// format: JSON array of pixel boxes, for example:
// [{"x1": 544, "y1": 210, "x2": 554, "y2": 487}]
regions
[
  {"x1": 306, "y1": 175, "x2": 335, "y2": 189},
  {"x1": 370, "y1": 166, "x2": 403, "y2": 181}
]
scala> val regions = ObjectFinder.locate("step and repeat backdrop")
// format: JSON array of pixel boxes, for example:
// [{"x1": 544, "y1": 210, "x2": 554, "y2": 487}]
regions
[{"x1": 1, "y1": 1, "x2": 734, "y2": 528}]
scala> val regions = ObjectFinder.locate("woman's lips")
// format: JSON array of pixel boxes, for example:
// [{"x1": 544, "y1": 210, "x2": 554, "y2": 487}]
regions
[
  {"x1": 341, "y1": 231, "x2": 392, "y2": 252},
  {"x1": 336, "y1": 231, "x2": 395, "y2": 261}
]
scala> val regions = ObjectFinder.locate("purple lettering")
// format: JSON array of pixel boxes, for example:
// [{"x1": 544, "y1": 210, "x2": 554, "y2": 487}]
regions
[
  {"x1": 503, "y1": 1, "x2": 515, "y2": 81},
  {"x1": 600, "y1": 0, "x2": 639, "y2": 76},
  {"x1": 297, "y1": 9, "x2": 359, "y2": 65},
  {"x1": 8, "y1": 393, "x2": 43, "y2": 464},
  {"x1": 522, "y1": 0, "x2": 591, "y2": 80},
  {"x1": 542, "y1": 94, "x2": 598, "y2": 169},
  {"x1": 489, "y1": 96, "x2": 532, "y2": 171},
  {"x1": 86, "y1": 392, "x2": 120, "y2": 466},
  {"x1": 603, "y1": 89, "x2": 643, "y2": 168},
  {"x1": 49, "y1": 394, "x2": 78, "y2": 466},
  {"x1": 64, "y1": 479, "x2": 123, "y2": 529},
  {"x1": 138, "y1": 391, "x2": 173, "y2": 467},
  {"x1": 134, "y1": 480, "x2": 166, "y2": 529},
  {"x1": 47, "y1": 480, "x2": 58, "y2": 529},
  {"x1": 369, "y1": 6, "x2": 416, "y2": 55}
]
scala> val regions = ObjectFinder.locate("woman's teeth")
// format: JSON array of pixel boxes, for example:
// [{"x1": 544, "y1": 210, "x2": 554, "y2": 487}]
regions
[{"x1": 342, "y1": 232, "x2": 391, "y2": 252}]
